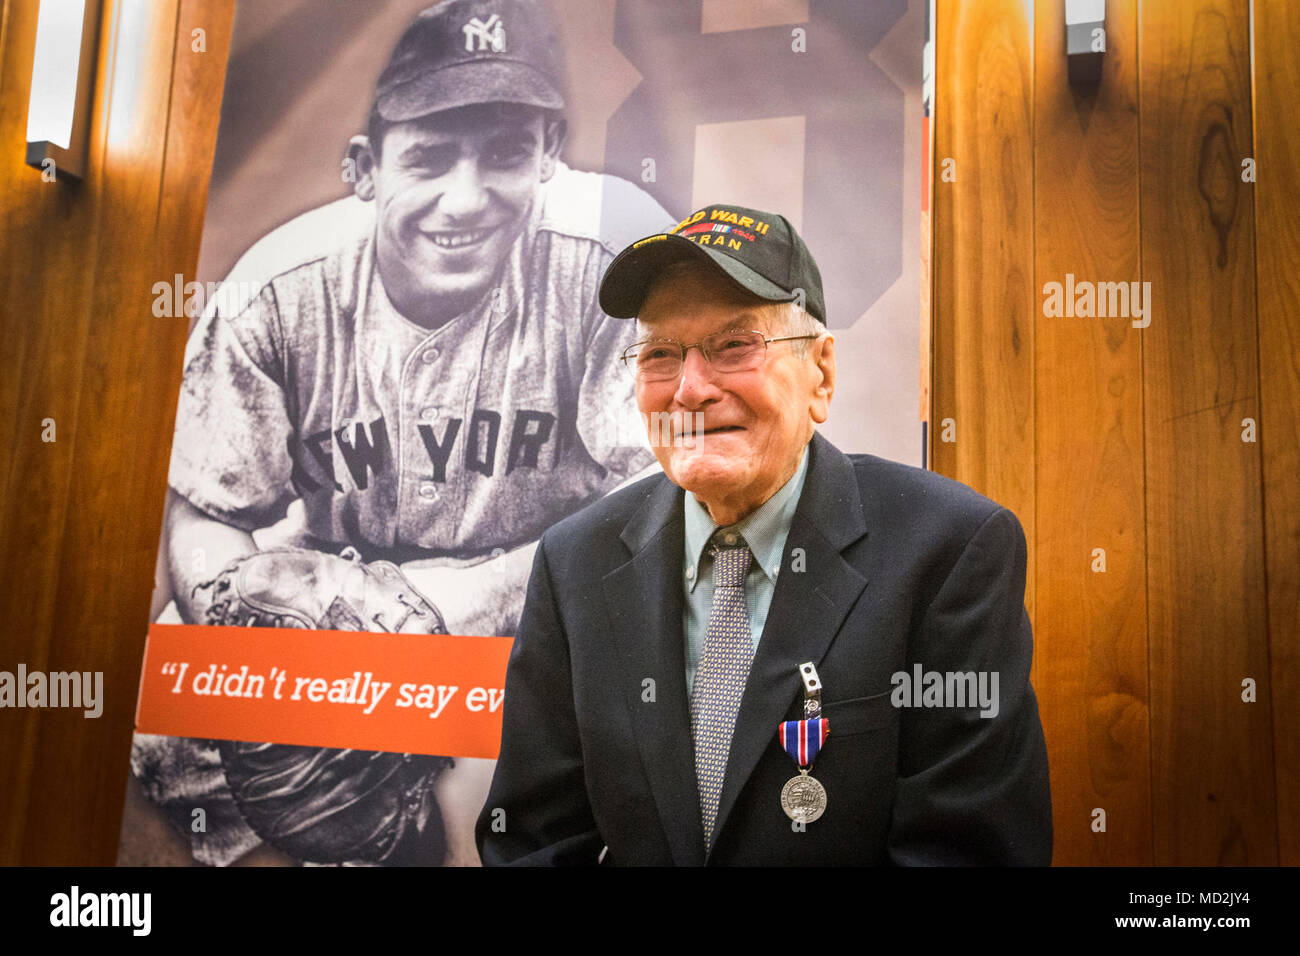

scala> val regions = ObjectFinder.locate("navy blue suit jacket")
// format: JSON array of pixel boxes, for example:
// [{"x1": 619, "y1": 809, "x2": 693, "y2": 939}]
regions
[{"x1": 475, "y1": 432, "x2": 1052, "y2": 865}]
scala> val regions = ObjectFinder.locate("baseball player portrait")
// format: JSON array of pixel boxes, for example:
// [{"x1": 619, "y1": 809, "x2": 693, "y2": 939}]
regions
[{"x1": 125, "y1": 0, "x2": 671, "y2": 867}]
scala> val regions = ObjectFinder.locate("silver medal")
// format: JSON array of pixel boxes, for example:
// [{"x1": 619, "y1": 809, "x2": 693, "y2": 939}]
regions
[{"x1": 780, "y1": 769, "x2": 827, "y2": 823}]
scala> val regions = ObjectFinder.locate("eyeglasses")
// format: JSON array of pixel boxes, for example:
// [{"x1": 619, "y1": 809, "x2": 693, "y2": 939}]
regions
[{"x1": 619, "y1": 330, "x2": 820, "y2": 382}]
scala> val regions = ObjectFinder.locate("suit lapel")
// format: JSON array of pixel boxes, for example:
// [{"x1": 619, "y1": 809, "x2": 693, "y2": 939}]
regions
[
  {"x1": 709, "y1": 433, "x2": 871, "y2": 853},
  {"x1": 601, "y1": 476, "x2": 707, "y2": 865}
]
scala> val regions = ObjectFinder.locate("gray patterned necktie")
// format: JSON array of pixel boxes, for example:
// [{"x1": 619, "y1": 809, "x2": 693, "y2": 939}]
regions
[{"x1": 689, "y1": 530, "x2": 754, "y2": 851}]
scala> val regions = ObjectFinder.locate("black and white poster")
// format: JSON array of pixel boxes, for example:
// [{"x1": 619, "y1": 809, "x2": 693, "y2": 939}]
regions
[{"x1": 119, "y1": 0, "x2": 923, "y2": 867}]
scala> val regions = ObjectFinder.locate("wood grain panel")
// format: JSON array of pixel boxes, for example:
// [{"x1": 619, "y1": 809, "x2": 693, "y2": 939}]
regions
[
  {"x1": 1251, "y1": 0, "x2": 1300, "y2": 866},
  {"x1": 140, "y1": 0, "x2": 236, "y2": 649},
  {"x1": 0, "y1": 0, "x2": 233, "y2": 865},
  {"x1": 16, "y1": 0, "x2": 183, "y2": 866},
  {"x1": 0, "y1": 0, "x2": 111, "y2": 864},
  {"x1": 1138, "y1": 0, "x2": 1276, "y2": 864},
  {"x1": 931, "y1": 0, "x2": 1036, "y2": 617},
  {"x1": 1032, "y1": 0, "x2": 1150, "y2": 865}
]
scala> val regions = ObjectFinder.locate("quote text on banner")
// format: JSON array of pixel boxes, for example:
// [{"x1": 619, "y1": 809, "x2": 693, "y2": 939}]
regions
[{"x1": 135, "y1": 624, "x2": 513, "y2": 758}]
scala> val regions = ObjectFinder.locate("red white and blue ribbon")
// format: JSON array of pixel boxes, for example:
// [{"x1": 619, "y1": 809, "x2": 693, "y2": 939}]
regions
[{"x1": 778, "y1": 718, "x2": 829, "y2": 771}]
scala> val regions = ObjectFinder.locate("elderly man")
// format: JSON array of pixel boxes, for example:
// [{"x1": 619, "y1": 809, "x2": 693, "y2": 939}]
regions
[{"x1": 476, "y1": 203, "x2": 1052, "y2": 865}]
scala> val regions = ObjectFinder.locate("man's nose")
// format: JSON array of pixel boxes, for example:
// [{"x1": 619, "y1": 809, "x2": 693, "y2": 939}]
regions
[
  {"x1": 437, "y1": 158, "x2": 491, "y2": 221},
  {"x1": 673, "y1": 347, "x2": 722, "y2": 408}
]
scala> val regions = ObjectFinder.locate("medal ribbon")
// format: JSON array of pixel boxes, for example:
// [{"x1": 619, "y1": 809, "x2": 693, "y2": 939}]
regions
[{"x1": 777, "y1": 718, "x2": 829, "y2": 771}]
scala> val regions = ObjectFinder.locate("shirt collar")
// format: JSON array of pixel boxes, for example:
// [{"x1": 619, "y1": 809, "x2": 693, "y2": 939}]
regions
[{"x1": 683, "y1": 443, "x2": 810, "y2": 591}]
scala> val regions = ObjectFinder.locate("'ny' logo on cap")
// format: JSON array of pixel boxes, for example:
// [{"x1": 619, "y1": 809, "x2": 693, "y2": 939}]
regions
[{"x1": 463, "y1": 14, "x2": 506, "y2": 53}]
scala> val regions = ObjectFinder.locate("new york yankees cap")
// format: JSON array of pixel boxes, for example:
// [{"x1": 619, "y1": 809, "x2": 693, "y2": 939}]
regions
[
  {"x1": 599, "y1": 203, "x2": 827, "y2": 323},
  {"x1": 375, "y1": 0, "x2": 565, "y2": 121}
]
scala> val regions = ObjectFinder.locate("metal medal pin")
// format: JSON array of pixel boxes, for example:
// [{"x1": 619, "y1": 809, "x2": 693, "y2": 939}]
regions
[{"x1": 778, "y1": 661, "x2": 830, "y2": 824}]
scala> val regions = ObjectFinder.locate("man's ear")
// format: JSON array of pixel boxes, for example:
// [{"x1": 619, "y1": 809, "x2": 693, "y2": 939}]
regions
[
  {"x1": 348, "y1": 135, "x2": 378, "y2": 201},
  {"x1": 539, "y1": 116, "x2": 567, "y2": 182},
  {"x1": 809, "y1": 333, "x2": 836, "y2": 424}
]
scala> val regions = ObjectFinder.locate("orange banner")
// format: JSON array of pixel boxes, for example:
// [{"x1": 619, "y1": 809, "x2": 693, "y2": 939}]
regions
[{"x1": 135, "y1": 624, "x2": 513, "y2": 759}]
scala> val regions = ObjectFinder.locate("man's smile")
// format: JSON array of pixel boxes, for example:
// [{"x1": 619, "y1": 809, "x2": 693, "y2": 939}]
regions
[
  {"x1": 675, "y1": 423, "x2": 746, "y2": 439},
  {"x1": 421, "y1": 226, "x2": 500, "y2": 249}
]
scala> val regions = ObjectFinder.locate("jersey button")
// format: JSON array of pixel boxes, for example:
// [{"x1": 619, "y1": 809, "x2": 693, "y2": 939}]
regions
[
  {"x1": 421, "y1": 347, "x2": 440, "y2": 364},
  {"x1": 420, "y1": 407, "x2": 438, "y2": 422},
  {"x1": 418, "y1": 482, "x2": 439, "y2": 501}
]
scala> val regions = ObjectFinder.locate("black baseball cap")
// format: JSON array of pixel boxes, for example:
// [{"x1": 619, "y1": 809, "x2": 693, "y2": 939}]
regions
[
  {"x1": 374, "y1": 0, "x2": 564, "y2": 121},
  {"x1": 598, "y1": 203, "x2": 826, "y2": 323}
]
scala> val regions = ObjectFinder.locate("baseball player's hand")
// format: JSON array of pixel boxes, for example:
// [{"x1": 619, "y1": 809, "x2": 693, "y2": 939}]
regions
[
  {"x1": 400, "y1": 541, "x2": 538, "y2": 637},
  {"x1": 194, "y1": 546, "x2": 456, "y2": 864}
]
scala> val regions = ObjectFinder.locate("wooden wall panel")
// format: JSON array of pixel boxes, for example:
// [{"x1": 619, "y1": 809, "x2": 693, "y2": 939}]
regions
[
  {"x1": 1032, "y1": 0, "x2": 1150, "y2": 865},
  {"x1": 1138, "y1": 0, "x2": 1276, "y2": 864},
  {"x1": 931, "y1": 0, "x2": 1037, "y2": 618},
  {"x1": 934, "y1": 0, "x2": 1293, "y2": 865},
  {"x1": 29, "y1": 0, "x2": 185, "y2": 864},
  {"x1": 1251, "y1": 0, "x2": 1300, "y2": 866},
  {"x1": 0, "y1": 0, "x2": 109, "y2": 864},
  {"x1": 0, "y1": 0, "x2": 233, "y2": 865}
]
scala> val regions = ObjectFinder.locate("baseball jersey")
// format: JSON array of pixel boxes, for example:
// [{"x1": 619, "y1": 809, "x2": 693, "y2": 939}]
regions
[{"x1": 169, "y1": 162, "x2": 670, "y2": 564}]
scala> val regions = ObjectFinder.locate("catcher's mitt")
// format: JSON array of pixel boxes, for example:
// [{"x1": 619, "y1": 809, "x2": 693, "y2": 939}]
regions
[
  {"x1": 194, "y1": 546, "x2": 447, "y2": 633},
  {"x1": 193, "y1": 547, "x2": 455, "y2": 866}
]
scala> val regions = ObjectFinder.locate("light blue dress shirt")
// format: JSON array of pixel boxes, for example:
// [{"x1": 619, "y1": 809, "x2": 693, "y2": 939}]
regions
[{"x1": 683, "y1": 444, "x2": 810, "y2": 696}]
